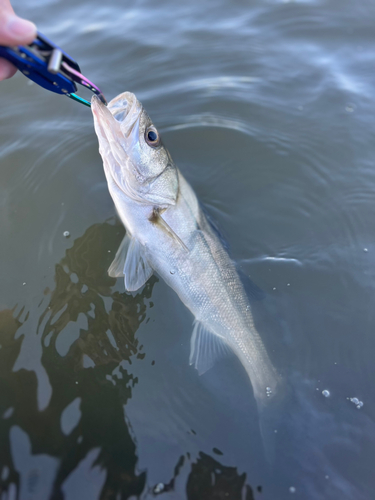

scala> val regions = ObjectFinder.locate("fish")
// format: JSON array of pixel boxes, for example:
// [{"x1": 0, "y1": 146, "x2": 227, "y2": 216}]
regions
[{"x1": 91, "y1": 92, "x2": 280, "y2": 425}]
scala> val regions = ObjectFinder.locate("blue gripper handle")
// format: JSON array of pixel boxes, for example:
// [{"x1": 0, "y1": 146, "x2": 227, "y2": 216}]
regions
[{"x1": 0, "y1": 34, "x2": 77, "y2": 95}]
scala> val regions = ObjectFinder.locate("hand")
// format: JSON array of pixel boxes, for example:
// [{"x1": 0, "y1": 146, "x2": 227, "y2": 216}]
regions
[{"x1": 0, "y1": 0, "x2": 36, "y2": 81}]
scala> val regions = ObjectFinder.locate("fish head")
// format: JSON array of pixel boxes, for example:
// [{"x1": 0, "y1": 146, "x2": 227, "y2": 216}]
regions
[{"x1": 92, "y1": 92, "x2": 178, "y2": 207}]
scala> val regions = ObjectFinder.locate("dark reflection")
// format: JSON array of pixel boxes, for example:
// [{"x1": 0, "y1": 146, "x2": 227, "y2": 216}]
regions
[
  {"x1": 150, "y1": 451, "x2": 255, "y2": 499},
  {"x1": 186, "y1": 452, "x2": 254, "y2": 500},
  {"x1": 0, "y1": 308, "x2": 24, "y2": 496},
  {"x1": 0, "y1": 221, "x2": 155, "y2": 499}
]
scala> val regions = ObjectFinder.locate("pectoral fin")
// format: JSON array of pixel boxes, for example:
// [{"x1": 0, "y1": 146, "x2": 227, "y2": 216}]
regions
[
  {"x1": 108, "y1": 233, "x2": 153, "y2": 291},
  {"x1": 150, "y1": 210, "x2": 188, "y2": 252},
  {"x1": 108, "y1": 233, "x2": 131, "y2": 277},
  {"x1": 124, "y1": 238, "x2": 153, "y2": 291},
  {"x1": 189, "y1": 320, "x2": 230, "y2": 375}
]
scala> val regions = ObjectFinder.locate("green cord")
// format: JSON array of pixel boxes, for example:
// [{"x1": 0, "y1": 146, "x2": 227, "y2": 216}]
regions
[{"x1": 66, "y1": 93, "x2": 91, "y2": 107}]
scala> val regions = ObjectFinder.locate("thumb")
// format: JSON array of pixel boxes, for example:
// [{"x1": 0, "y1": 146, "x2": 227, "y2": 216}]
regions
[{"x1": 0, "y1": 13, "x2": 37, "y2": 46}]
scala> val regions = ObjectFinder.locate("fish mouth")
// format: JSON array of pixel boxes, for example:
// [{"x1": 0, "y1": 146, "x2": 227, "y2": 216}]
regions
[
  {"x1": 108, "y1": 92, "x2": 142, "y2": 132},
  {"x1": 92, "y1": 92, "x2": 142, "y2": 150},
  {"x1": 92, "y1": 92, "x2": 147, "y2": 202}
]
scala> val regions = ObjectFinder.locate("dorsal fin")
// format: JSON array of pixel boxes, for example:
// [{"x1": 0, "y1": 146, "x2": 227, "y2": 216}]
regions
[{"x1": 199, "y1": 203, "x2": 230, "y2": 251}]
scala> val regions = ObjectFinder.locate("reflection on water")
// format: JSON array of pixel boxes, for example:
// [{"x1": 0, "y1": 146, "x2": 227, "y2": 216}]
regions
[
  {"x1": 186, "y1": 452, "x2": 254, "y2": 500},
  {"x1": 0, "y1": 222, "x2": 256, "y2": 499},
  {"x1": 0, "y1": 222, "x2": 149, "y2": 499}
]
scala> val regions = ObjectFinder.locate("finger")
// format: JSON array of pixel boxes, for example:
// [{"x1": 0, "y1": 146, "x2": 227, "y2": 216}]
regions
[
  {"x1": 0, "y1": 0, "x2": 14, "y2": 16},
  {"x1": 0, "y1": 15, "x2": 37, "y2": 46},
  {"x1": 0, "y1": 58, "x2": 17, "y2": 80}
]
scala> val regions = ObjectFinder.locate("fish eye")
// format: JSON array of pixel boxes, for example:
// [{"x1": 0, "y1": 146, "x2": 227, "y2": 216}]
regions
[{"x1": 145, "y1": 127, "x2": 160, "y2": 148}]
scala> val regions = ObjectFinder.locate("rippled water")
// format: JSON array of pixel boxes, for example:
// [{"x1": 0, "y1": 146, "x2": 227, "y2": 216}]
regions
[{"x1": 1, "y1": 0, "x2": 375, "y2": 498}]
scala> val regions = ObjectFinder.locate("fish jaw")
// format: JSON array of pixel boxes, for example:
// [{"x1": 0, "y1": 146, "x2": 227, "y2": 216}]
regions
[
  {"x1": 91, "y1": 95, "x2": 138, "y2": 198},
  {"x1": 92, "y1": 92, "x2": 142, "y2": 146}
]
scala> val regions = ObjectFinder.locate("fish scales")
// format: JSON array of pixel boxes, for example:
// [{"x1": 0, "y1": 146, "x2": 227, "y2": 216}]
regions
[{"x1": 91, "y1": 91, "x2": 279, "y2": 411}]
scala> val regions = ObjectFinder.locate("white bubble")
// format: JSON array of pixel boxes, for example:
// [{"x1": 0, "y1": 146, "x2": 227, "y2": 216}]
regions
[
  {"x1": 364, "y1": 248, "x2": 368, "y2": 252},
  {"x1": 289, "y1": 486, "x2": 296, "y2": 493},
  {"x1": 322, "y1": 390, "x2": 330, "y2": 398},
  {"x1": 349, "y1": 397, "x2": 363, "y2": 409},
  {"x1": 154, "y1": 483, "x2": 164, "y2": 494},
  {"x1": 63, "y1": 231, "x2": 70, "y2": 238}
]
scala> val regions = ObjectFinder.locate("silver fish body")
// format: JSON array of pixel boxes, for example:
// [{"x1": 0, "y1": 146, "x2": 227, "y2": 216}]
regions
[{"x1": 92, "y1": 92, "x2": 279, "y2": 407}]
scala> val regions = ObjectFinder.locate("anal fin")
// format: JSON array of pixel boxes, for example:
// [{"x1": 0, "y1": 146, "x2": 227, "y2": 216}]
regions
[{"x1": 189, "y1": 320, "x2": 230, "y2": 375}]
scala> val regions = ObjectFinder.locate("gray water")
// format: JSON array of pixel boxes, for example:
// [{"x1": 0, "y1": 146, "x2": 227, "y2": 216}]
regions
[{"x1": 1, "y1": 0, "x2": 375, "y2": 498}]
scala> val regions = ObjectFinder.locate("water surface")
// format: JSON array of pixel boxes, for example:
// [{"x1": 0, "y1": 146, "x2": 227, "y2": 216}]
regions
[{"x1": 1, "y1": 0, "x2": 375, "y2": 498}]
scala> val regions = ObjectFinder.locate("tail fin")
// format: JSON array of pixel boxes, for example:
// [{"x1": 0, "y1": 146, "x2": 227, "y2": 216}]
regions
[{"x1": 254, "y1": 377, "x2": 288, "y2": 465}]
